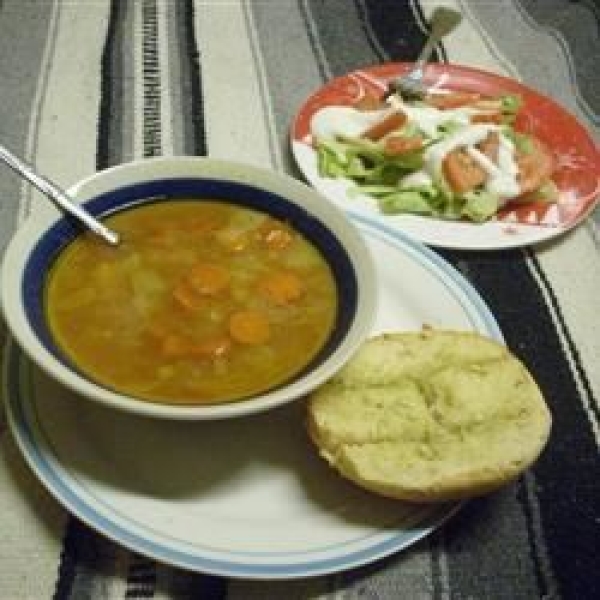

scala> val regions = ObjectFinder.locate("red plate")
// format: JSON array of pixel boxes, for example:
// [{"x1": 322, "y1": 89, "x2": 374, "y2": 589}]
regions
[{"x1": 291, "y1": 63, "x2": 599, "y2": 248}]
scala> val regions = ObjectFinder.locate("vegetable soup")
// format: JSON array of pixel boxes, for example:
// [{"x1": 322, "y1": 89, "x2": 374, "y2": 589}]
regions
[{"x1": 45, "y1": 200, "x2": 338, "y2": 405}]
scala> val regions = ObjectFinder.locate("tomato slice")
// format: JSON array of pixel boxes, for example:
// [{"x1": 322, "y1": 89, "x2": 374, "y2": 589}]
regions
[
  {"x1": 443, "y1": 149, "x2": 488, "y2": 194},
  {"x1": 362, "y1": 111, "x2": 407, "y2": 141}
]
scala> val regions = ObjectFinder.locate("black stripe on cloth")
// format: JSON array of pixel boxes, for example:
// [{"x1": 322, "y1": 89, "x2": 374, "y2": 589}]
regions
[
  {"x1": 358, "y1": 0, "x2": 440, "y2": 63},
  {"x1": 350, "y1": 0, "x2": 388, "y2": 63},
  {"x1": 125, "y1": 554, "x2": 156, "y2": 598},
  {"x1": 521, "y1": 251, "x2": 600, "y2": 599},
  {"x1": 53, "y1": 518, "x2": 78, "y2": 600},
  {"x1": 176, "y1": 0, "x2": 207, "y2": 156},
  {"x1": 54, "y1": 517, "x2": 124, "y2": 600},
  {"x1": 515, "y1": 476, "x2": 551, "y2": 597},
  {"x1": 56, "y1": 2, "x2": 140, "y2": 593},
  {"x1": 152, "y1": 565, "x2": 228, "y2": 600},
  {"x1": 97, "y1": 0, "x2": 125, "y2": 170}
]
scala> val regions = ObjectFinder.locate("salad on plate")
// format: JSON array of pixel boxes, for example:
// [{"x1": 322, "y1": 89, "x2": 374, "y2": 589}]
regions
[{"x1": 311, "y1": 90, "x2": 557, "y2": 223}]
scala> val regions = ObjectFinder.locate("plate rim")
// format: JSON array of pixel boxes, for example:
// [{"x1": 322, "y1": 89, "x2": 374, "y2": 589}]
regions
[
  {"x1": 290, "y1": 61, "x2": 600, "y2": 251},
  {"x1": 3, "y1": 217, "x2": 502, "y2": 579}
]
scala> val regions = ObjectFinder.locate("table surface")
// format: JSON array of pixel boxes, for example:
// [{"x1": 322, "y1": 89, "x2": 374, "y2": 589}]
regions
[{"x1": 1, "y1": 1, "x2": 598, "y2": 599}]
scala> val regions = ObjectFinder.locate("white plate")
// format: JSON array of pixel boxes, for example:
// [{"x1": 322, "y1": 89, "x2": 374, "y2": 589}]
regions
[
  {"x1": 4, "y1": 218, "x2": 502, "y2": 579},
  {"x1": 291, "y1": 63, "x2": 600, "y2": 250}
]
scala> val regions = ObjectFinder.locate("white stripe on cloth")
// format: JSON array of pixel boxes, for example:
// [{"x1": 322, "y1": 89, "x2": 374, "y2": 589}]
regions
[
  {"x1": 157, "y1": 0, "x2": 174, "y2": 157},
  {"x1": 0, "y1": 425, "x2": 67, "y2": 599},
  {"x1": 529, "y1": 227, "x2": 600, "y2": 442},
  {"x1": 17, "y1": 0, "x2": 61, "y2": 223},
  {"x1": 0, "y1": 1, "x2": 115, "y2": 597},
  {"x1": 22, "y1": 1, "x2": 111, "y2": 221},
  {"x1": 193, "y1": 0, "x2": 275, "y2": 168},
  {"x1": 133, "y1": 0, "x2": 145, "y2": 159}
]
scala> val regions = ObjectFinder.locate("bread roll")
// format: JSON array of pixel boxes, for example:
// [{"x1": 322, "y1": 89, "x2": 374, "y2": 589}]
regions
[{"x1": 307, "y1": 329, "x2": 551, "y2": 502}]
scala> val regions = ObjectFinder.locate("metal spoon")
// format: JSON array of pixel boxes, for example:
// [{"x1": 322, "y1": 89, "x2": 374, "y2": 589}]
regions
[
  {"x1": 385, "y1": 7, "x2": 462, "y2": 100},
  {"x1": 0, "y1": 144, "x2": 119, "y2": 246}
]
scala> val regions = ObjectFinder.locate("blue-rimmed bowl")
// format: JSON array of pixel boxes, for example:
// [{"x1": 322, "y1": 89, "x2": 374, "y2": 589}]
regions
[{"x1": 1, "y1": 157, "x2": 376, "y2": 420}]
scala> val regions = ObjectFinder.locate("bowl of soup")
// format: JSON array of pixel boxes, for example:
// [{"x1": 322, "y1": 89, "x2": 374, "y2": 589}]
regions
[{"x1": 1, "y1": 157, "x2": 376, "y2": 419}]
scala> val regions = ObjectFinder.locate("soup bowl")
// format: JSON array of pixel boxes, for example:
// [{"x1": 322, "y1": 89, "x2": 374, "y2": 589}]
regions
[{"x1": 1, "y1": 157, "x2": 376, "y2": 419}]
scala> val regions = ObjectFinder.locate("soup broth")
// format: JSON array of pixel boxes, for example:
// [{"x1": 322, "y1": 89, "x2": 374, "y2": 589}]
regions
[{"x1": 45, "y1": 200, "x2": 338, "y2": 405}]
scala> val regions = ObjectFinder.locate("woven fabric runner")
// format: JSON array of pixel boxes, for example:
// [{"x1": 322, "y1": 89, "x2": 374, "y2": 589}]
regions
[{"x1": 0, "y1": 1, "x2": 598, "y2": 598}]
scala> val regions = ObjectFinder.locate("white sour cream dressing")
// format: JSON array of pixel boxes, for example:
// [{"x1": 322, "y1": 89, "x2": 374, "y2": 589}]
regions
[
  {"x1": 466, "y1": 134, "x2": 520, "y2": 200},
  {"x1": 310, "y1": 106, "x2": 390, "y2": 141},
  {"x1": 399, "y1": 170, "x2": 433, "y2": 188},
  {"x1": 400, "y1": 105, "x2": 472, "y2": 138},
  {"x1": 387, "y1": 95, "x2": 477, "y2": 138},
  {"x1": 423, "y1": 123, "x2": 496, "y2": 173},
  {"x1": 309, "y1": 103, "x2": 521, "y2": 200}
]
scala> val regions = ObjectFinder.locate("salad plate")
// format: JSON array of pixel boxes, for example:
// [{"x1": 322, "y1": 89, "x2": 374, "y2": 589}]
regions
[
  {"x1": 292, "y1": 63, "x2": 600, "y2": 250},
  {"x1": 5, "y1": 217, "x2": 502, "y2": 579}
]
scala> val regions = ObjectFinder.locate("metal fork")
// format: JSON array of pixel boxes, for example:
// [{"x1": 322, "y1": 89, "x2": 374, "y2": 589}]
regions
[{"x1": 385, "y1": 7, "x2": 462, "y2": 100}]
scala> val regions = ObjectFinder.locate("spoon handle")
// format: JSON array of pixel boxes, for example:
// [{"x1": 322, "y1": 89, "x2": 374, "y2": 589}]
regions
[{"x1": 0, "y1": 144, "x2": 119, "y2": 246}]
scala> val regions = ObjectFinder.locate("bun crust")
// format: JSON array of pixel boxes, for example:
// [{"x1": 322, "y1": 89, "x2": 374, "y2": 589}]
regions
[{"x1": 307, "y1": 329, "x2": 551, "y2": 502}]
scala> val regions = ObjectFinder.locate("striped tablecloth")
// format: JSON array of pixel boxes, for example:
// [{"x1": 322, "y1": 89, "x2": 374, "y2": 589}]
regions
[{"x1": 0, "y1": 1, "x2": 598, "y2": 598}]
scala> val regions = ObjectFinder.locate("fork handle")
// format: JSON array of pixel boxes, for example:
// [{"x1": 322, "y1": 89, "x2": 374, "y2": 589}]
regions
[{"x1": 412, "y1": 7, "x2": 462, "y2": 76}]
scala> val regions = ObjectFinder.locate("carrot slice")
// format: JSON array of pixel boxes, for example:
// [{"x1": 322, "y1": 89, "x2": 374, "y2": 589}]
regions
[
  {"x1": 443, "y1": 149, "x2": 488, "y2": 194},
  {"x1": 187, "y1": 263, "x2": 230, "y2": 295},
  {"x1": 425, "y1": 91, "x2": 482, "y2": 110},
  {"x1": 383, "y1": 135, "x2": 423, "y2": 155},
  {"x1": 361, "y1": 111, "x2": 407, "y2": 141},
  {"x1": 229, "y1": 310, "x2": 271, "y2": 345},
  {"x1": 258, "y1": 271, "x2": 304, "y2": 305}
]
